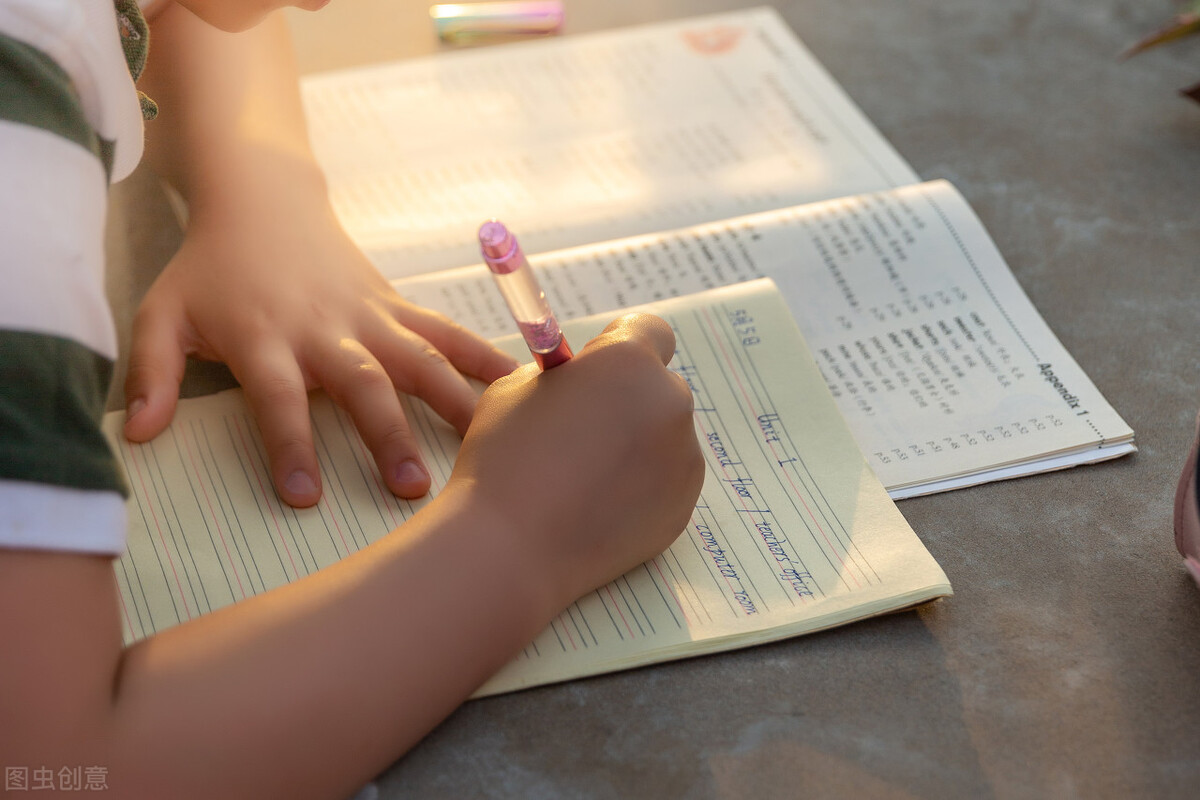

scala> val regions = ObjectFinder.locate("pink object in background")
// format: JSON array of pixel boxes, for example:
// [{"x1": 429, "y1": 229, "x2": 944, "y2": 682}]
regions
[
  {"x1": 430, "y1": 2, "x2": 565, "y2": 42},
  {"x1": 1174, "y1": 411, "x2": 1200, "y2": 586}
]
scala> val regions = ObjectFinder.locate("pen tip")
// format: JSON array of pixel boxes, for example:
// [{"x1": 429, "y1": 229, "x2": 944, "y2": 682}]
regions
[{"x1": 478, "y1": 220, "x2": 514, "y2": 260}]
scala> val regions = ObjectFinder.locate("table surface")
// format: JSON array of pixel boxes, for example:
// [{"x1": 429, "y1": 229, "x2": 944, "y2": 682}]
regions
[{"x1": 105, "y1": 1, "x2": 1200, "y2": 797}]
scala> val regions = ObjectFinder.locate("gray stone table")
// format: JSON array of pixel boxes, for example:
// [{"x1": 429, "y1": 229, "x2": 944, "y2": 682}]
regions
[{"x1": 105, "y1": 1, "x2": 1200, "y2": 797}]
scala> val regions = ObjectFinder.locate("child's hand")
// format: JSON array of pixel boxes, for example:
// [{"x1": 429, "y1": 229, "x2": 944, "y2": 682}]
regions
[
  {"x1": 446, "y1": 313, "x2": 706, "y2": 611},
  {"x1": 123, "y1": 160, "x2": 519, "y2": 507}
]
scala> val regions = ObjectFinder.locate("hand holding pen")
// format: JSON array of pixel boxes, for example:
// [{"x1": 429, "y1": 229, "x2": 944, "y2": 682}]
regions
[{"x1": 450, "y1": 217, "x2": 704, "y2": 607}]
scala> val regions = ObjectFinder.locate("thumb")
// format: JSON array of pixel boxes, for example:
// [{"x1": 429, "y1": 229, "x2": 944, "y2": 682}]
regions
[
  {"x1": 594, "y1": 313, "x2": 678, "y2": 366},
  {"x1": 123, "y1": 302, "x2": 188, "y2": 443}
]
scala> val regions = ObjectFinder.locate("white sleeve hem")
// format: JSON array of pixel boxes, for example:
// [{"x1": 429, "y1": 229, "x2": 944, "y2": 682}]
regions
[{"x1": 0, "y1": 480, "x2": 126, "y2": 556}]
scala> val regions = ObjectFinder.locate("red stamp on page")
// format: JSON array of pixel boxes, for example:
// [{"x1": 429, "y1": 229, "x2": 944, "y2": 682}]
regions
[{"x1": 681, "y1": 25, "x2": 745, "y2": 55}]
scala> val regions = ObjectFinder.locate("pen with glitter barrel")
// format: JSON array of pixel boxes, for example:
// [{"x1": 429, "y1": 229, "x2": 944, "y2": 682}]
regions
[{"x1": 478, "y1": 220, "x2": 573, "y2": 370}]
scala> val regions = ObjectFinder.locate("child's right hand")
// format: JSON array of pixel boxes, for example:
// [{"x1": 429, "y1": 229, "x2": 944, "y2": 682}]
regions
[{"x1": 446, "y1": 313, "x2": 706, "y2": 611}]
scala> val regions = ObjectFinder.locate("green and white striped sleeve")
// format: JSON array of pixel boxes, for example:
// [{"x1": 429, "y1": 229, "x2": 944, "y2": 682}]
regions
[{"x1": 0, "y1": 0, "x2": 145, "y2": 555}]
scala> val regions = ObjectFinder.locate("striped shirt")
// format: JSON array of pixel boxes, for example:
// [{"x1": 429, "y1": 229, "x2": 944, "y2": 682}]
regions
[{"x1": 0, "y1": 0, "x2": 147, "y2": 555}]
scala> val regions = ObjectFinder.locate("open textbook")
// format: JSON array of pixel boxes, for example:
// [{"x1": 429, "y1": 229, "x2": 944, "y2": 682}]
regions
[
  {"x1": 298, "y1": 6, "x2": 1134, "y2": 498},
  {"x1": 103, "y1": 279, "x2": 952, "y2": 696}
]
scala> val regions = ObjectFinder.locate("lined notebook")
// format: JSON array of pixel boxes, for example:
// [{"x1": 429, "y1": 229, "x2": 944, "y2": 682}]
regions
[{"x1": 104, "y1": 279, "x2": 951, "y2": 696}]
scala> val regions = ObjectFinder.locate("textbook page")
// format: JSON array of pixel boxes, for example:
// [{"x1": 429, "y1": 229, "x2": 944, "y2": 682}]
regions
[
  {"x1": 392, "y1": 180, "x2": 1135, "y2": 498},
  {"x1": 103, "y1": 279, "x2": 950, "y2": 696},
  {"x1": 300, "y1": 7, "x2": 918, "y2": 280}
]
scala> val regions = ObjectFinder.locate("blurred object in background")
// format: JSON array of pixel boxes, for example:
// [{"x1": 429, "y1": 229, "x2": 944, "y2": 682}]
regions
[
  {"x1": 1121, "y1": 1, "x2": 1200, "y2": 101},
  {"x1": 430, "y1": 1, "x2": 565, "y2": 44}
]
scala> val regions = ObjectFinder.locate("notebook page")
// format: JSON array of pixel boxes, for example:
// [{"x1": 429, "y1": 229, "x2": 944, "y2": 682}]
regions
[
  {"x1": 104, "y1": 280, "x2": 948, "y2": 695},
  {"x1": 300, "y1": 7, "x2": 918, "y2": 279},
  {"x1": 392, "y1": 180, "x2": 1134, "y2": 497},
  {"x1": 477, "y1": 279, "x2": 949, "y2": 694}
]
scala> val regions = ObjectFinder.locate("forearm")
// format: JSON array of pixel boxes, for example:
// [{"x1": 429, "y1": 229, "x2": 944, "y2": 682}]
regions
[
  {"x1": 139, "y1": 4, "x2": 320, "y2": 215},
  {"x1": 117, "y1": 487, "x2": 548, "y2": 798},
  {"x1": 3, "y1": 488, "x2": 551, "y2": 800}
]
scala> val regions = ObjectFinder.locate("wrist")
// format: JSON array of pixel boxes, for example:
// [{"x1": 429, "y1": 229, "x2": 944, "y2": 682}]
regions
[
  {"x1": 415, "y1": 479, "x2": 566, "y2": 647},
  {"x1": 175, "y1": 145, "x2": 333, "y2": 231}
]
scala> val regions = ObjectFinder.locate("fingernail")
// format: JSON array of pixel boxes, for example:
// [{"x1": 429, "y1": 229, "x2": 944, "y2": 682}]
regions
[
  {"x1": 126, "y1": 397, "x2": 147, "y2": 423},
  {"x1": 285, "y1": 470, "x2": 318, "y2": 498},
  {"x1": 393, "y1": 459, "x2": 428, "y2": 485}
]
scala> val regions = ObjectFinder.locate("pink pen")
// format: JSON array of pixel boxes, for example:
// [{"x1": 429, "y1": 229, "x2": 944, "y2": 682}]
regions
[{"x1": 478, "y1": 220, "x2": 573, "y2": 370}]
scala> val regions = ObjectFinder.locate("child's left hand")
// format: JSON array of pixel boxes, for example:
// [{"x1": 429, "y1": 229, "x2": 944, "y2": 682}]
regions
[{"x1": 122, "y1": 156, "x2": 519, "y2": 508}]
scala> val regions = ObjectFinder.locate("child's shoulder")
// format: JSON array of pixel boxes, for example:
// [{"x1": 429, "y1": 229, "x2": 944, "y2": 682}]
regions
[{"x1": 0, "y1": 0, "x2": 145, "y2": 180}]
